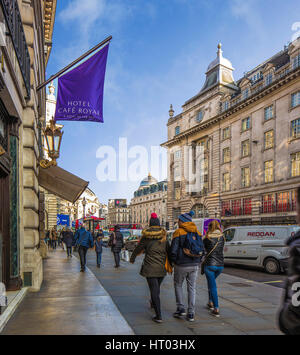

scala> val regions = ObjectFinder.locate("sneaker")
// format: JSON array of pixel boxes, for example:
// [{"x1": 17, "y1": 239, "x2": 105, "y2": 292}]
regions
[
  {"x1": 186, "y1": 313, "x2": 195, "y2": 322},
  {"x1": 152, "y1": 316, "x2": 163, "y2": 324},
  {"x1": 173, "y1": 308, "x2": 186, "y2": 318},
  {"x1": 211, "y1": 309, "x2": 220, "y2": 318},
  {"x1": 207, "y1": 303, "x2": 214, "y2": 310}
]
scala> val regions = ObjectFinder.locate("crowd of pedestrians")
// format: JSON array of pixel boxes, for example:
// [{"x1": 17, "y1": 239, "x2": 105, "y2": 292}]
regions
[{"x1": 43, "y1": 186, "x2": 300, "y2": 334}]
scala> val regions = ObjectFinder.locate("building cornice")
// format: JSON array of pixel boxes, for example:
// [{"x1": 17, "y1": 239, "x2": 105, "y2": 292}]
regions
[
  {"x1": 43, "y1": 0, "x2": 57, "y2": 65},
  {"x1": 162, "y1": 65, "x2": 300, "y2": 148}
]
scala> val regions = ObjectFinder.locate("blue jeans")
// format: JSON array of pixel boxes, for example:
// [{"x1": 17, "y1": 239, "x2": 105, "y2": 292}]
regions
[
  {"x1": 96, "y1": 252, "x2": 102, "y2": 265},
  {"x1": 204, "y1": 266, "x2": 224, "y2": 309}
]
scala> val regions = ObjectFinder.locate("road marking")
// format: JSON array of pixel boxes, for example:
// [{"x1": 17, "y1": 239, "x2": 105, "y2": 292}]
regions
[{"x1": 262, "y1": 280, "x2": 283, "y2": 284}]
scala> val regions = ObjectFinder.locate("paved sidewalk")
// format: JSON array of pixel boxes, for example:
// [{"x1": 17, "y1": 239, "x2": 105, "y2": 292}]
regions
[
  {"x1": 87, "y1": 248, "x2": 283, "y2": 335},
  {"x1": 1, "y1": 249, "x2": 133, "y2": 335}
]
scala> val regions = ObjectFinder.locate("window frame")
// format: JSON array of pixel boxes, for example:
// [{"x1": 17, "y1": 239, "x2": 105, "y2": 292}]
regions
[
  {"x1": 241, "y1": 117, "x2": 251, "y2": 132},
  {"x1": 264, "y1": 160, "x2": 274, "y2": 184},
  {"x1": 264, "y1": 129, "x2": 274, "y2": 150},
  {"x1": 241, "y1": 139, "x2": 250, "y2": 158}
]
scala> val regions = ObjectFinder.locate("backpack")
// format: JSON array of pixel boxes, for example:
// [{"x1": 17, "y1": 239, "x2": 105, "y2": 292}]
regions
[{"x1": 182, "y1": 232, "x2": 204, "y2": 258}]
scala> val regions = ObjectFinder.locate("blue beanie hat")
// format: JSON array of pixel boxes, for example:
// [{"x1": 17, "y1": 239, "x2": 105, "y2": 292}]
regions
[{"x1": 178, "y1": 210, "x2": 195, "y2": 223}]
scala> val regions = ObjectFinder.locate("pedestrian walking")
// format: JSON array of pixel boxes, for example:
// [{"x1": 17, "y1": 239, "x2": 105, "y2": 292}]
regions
[
  {"x1": 51, "y1": 228, "x2": 57, "y2": 250},
  {"x1": 202, "y1": 220, "x2": 225, "y2": 318},
  {"x1": 278, "y1": 186, "x2": 300, "y2": 335},
  {"x1": 130, "y1": 213, "x2": 169, "y2": 323},
  {"x1": 170, "y1": 211, "x2": 204, "y2": 322},
  {"x1": 95, "y1": 234, "x2": 104, "y2": 268},
  {"x1": 63, "y1": 227, "x2": 74, "y2": 258},
  {"x1": 108, "y1": 225, "x2": 124, "y2": 268},
  {"x1": 74, "y1": 223, "x2": 94, "y2": 272}
]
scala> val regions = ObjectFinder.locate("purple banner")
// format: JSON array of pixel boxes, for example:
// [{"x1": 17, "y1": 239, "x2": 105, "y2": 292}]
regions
[{"x1": 54, "y1": 44, "x2": 109, "y2": 123}]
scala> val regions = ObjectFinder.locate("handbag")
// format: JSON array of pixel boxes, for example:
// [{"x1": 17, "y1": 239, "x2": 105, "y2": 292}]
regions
[
  {"x1": 165, "y1": 256, "x2": 173, "y2": 274},
  {"x1": 201, "y1": 236, "x2": 223, "y2": 275}
]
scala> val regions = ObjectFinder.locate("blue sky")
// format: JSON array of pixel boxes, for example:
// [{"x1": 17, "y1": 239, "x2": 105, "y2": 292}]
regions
[{"x1": 46, "y1": 0, "x2": 300, "y2": 205}]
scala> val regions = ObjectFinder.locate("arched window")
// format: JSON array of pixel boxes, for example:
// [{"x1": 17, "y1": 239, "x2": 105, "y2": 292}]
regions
[{"x1": 191, "y1": 204, "x2": 209, "y2": 218}]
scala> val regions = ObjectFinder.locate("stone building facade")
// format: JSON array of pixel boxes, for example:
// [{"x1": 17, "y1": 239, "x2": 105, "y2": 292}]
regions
[
  {"x1": 162, "y1": 39, "x2": 300, "y2": 229},
  {"x1": 0, "y1": 0, "x2": 56, "y2": 292},
  {"x1": 107, "y1": 199, "x2": 131, "y2": 226},
  {"x1": 130, "y1": 174, "x2": 168, "y2": 229}
]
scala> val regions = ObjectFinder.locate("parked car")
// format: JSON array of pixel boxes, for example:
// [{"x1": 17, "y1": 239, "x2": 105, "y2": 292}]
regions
[
  {"x1": 223, "y1": 225, "x2": 300, "y2": 274},
  {"x1": 125, "y1": 235, "x2": 140, "y2": 252}
]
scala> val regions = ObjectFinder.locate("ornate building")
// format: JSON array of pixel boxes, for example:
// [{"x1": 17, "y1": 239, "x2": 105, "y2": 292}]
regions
[
  {"x1": 76, "y1": 188, "x2": 101, "y2": 220},
  {"x1": 108, "y1": 199, "x2": 130, "y2": 226},
  {"x1": 130, "y1": 173, "x2": 168, "y2": 228},
  {"x1": 0, "y1": 0, "x2": 56, "y2": 293},
  {"x1": 162, "y1": 39, "x2": 300, "y2": 229}
]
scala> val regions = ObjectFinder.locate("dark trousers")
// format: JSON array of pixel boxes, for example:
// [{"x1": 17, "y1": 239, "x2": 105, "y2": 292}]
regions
[
  {"x1": 52, "y1": 240, "x2": 57, "y2": 249},
  {"x1": 78, "y1": 246, "x2": 88, "y2": 269},
  {"x1": 113, "y1": 252, "x2": 120, "y2": 267},
  {"x1": 67, "y1": 246, "x2": 72, "y2": 257},
  {"x1": 146, "y1": 277, "x2": 164, "y2": 318}
]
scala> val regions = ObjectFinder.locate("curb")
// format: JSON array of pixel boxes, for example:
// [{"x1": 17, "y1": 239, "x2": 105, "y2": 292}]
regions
[{"x1": 0, "y1": 288, "x2": 28, "y2": 333}]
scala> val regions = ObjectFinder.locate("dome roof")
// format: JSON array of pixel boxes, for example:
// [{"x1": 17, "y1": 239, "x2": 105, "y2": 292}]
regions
[
  {"x1": 206, "y1": 43, "x2": 233, "y2": 73},
  {"x1": 139, "y1": 173, "x2": 158, "y2": 188}
]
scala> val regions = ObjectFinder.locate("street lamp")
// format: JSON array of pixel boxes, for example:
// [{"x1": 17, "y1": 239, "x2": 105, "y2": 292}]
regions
[
  {"x1": 82, "y1": 197, "x2": 87, "y2": 218},
  {"x1": 40, "y1": 118, "x2": 63, "y2": 169}
]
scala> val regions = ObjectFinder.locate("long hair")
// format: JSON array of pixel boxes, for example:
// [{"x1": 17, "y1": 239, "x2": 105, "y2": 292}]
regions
[{"x1": 206, "y1": 220, "x2": 222, "y2": 237}]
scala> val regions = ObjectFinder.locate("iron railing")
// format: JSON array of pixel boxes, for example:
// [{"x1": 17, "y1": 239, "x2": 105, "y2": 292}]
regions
[{"x1": 0, "y1": 0, "x2": 31, "y2": 98}]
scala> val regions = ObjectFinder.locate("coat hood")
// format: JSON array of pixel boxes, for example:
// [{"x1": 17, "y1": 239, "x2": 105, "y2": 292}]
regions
[
  {"x1": 142, "y1": 226, "x2": 167, "y2": 240},
  {"x1": 173, "y1": 222, "x2": 201, "y2": 239}
]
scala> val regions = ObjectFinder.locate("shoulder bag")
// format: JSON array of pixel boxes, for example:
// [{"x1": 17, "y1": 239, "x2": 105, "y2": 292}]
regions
[{"x1": 201, "y1": 236, "x2": 223, "y2": 275}]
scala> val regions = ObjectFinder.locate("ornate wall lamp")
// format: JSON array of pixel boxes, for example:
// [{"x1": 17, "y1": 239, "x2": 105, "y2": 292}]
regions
[{"x1": 40, "y1": 118, "x2": 63, "y2": 169}]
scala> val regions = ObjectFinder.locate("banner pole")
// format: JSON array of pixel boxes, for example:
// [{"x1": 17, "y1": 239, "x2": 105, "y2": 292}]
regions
[{"x1": 36, "y1": 35, "x2": 112, "y2": 92}]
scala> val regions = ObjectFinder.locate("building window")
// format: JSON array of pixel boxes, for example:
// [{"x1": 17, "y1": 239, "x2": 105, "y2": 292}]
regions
[
  {"x1": 175, "y1": 126, "x2": 180, "y2": 136},
  {"x1": 291, "y1": 118, "x2": 300, "y2": 139},
  {"x1": 266, "y1": 73, "x2": 273, "y2": 86},
  {"x1": 291, "y1": 152, "x2": 300, "y2": 177},
  {"x1": 264, "y1": 160, "x2": 274, "y2": 183},
  {"x1": 291, "y1": 91, "x2": 300, "y2": 108},
  {"x1": 243, "y1": 198, "x2": 252, "y2": 215},
  {"x1": 264, "y1": 130, "x2": 274, "y2": 150},
  {"x1": 292, "y1": 54, "x2": 300, "y2": 70},
  {"x1": 241, "y1": 117, "x2": 250, "y2": 132},
  {"x1": 223, "y1": 147, "x2": 230, "y2": 163},
  {"x1": 242, "y1": 88, "x2": 249, "y2": 100},
  {"x1": 262, "y1": 194, "x2": 276, "y2": 213},
  {"x1": 232, "y1": 199, "x2": 242, "y2": 215},
  {"x1": 223, "y1": 172, "x2": 230, "y2": 192},
  {"x1": 241, "y1": 167, "x2": 250, "y2": 187},
  {"x1": 264, "y1": 105, "x2": 274, "y2": 121},
  {"x1": 222, "y1": 127, "x2": 230, "y2": 140},
  {"x1": 241, "y1": 140, "x2": 250, "y2": 157},
  {"x1": 174, "y1": 150, "x2": 181, "y2": 160},
  {"x1": 174, "y1": 166, "x2": 181, "y2": 179},
  {"x1": 221, "y1": 201, "x2": 231, "y2": 216},
  {"x1": 223, "y1": 101, "x2": 229, "y2": 111},
  {"x1": 196, "y1": 110, "x2": 204, "y2": 123}
]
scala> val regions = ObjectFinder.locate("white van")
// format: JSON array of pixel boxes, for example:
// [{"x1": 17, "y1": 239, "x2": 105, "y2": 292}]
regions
[{"x1": 223, "y1": 225, "x2": 300, "y2": 274}]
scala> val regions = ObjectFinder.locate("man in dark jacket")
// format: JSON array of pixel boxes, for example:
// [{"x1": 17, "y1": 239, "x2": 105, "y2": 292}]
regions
[
  {"x1": 170, "y1": 211, "x2": 204, "y2": 322},
  {"x1": 278, "y1": 186, "x2": 300, "y2": 335},
  {"x1": 74, "y1": 224, "x2": 94, "y2": 272},
  {"x1": 63, "y1": 228, "x2": 74, "y2": 258},
  {"x1": 108, "y1": 225, "x2": 124, "y2": 268}
]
